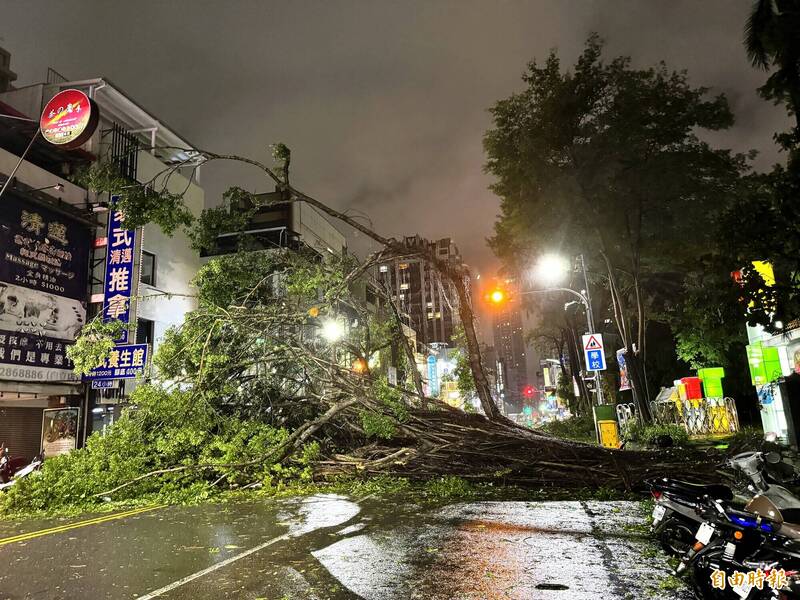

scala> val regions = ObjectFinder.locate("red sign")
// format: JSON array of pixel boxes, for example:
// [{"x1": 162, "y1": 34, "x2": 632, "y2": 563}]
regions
[{"x1": 39, "y1": 89, "x2": 98, "y2": 148}]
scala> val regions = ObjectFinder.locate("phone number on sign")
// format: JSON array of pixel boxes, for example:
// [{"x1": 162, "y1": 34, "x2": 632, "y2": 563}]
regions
[{"x1": 0, "y1": 365, "x2": 78, "y2": 381}]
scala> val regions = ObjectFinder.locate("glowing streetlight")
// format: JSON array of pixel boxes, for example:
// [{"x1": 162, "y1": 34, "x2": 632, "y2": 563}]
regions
[
  {"x1": 321, "y1": 319, "x2": 345, "y2": 343},
  {"x1": 534, "y1": 254, "x2": 571, "y2": 287}
]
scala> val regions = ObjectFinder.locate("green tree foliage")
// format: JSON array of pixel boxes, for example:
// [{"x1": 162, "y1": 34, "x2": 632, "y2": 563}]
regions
[
  {"x1": 745, "y1": 0, "x2": 800, "y2": 133},
  {"x1": 0, "y1": 384, "x2": 300, "y2": 514},
  {"x1": 4, "y1": 243, "x2": 415, "y2": 514},
  {"x1": 729, "y1": 1, "x2": 800, "y2": 331},
  {"x1": 484, "y1": 35, "x2": 749, "y2": 409},
  {"x1": 555, "y1": 372, "x2": 575, "y2": 411},
  {"x1": 65, "y1": 319, "x2": 125, "y2": 375},
  {"x1": 74, "y1": 162, "x2": 194, "y2": 234}
]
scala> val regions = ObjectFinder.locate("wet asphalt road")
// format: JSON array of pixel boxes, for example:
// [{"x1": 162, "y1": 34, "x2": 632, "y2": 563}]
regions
[{"x1": 0, "y1": 495, "x2": 692, "y2": 600}]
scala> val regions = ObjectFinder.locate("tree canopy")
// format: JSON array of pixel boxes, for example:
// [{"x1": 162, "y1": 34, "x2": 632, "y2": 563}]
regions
[{"x1": 484, "y1": 35, "x2": 751, "y2": 411}]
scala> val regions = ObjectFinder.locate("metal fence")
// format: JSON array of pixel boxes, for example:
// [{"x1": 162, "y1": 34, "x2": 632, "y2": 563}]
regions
[
  {"x1": 650, "y1": 397, "x2": 740, "y2": 436},
  {"x1": 109, "y1": 122, "x2": 140, "y2": 182},
  {"x1": 616, "y1": 397, "x2": 740, "y2": 437}
]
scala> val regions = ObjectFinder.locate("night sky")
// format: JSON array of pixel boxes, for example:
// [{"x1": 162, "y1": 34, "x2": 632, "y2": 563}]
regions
[{"x1": 1, "y1": 1, "x2": 790, "y2": 276}]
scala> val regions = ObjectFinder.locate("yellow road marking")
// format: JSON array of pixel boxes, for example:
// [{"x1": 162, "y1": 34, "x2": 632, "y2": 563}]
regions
[{"x1": 0, "y1": 504, "x2": 165, "y2": 547}]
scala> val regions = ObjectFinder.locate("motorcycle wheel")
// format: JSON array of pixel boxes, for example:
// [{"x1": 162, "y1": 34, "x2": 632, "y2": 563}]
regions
[
  {"x1": 658, "y1": 518, "x2": 696, "y2": 557},
  {"x1": 689, "y1": 546, "x2": 768, "y2": 600}
]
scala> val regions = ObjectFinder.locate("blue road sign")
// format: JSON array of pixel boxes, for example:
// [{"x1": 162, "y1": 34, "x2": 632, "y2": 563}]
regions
[{"x1": 582, "y1": 334, "x2": 607, "y2": 371}]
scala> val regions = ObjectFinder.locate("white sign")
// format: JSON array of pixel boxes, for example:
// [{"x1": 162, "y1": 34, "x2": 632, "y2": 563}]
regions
[{"x1": 582, "y1": 333, "x2": 607, "y2": 371}]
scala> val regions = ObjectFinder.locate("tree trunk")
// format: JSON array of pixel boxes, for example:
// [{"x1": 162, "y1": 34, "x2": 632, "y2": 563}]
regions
[
  {"x1": 450, "y1": 272, "x2": 503, "y2": 420},
  {"x1": 384, "y1": 283, "x2": 426, "y2": 405},
  {"x1": 623, "y1": 349, "x2": 652, "y2": 422},
  {"x1": 564, "y1": 319, "x2": 591, "y2": 414}
]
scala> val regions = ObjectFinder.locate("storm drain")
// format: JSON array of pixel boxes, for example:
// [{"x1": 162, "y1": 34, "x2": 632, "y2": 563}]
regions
[{"x1": 535, "y1": 583, "x2": 570, "y2": 590}]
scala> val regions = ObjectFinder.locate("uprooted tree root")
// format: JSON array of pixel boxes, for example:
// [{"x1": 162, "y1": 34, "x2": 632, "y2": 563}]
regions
[{"x1": 315, "y1": 409, "x2": 721, "y2": 492}]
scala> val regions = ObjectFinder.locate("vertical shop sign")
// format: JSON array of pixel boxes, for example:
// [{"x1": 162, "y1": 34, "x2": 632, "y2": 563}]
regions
[
  {"x1": 102, "y1": 197, "x2": 135, "y2": 343},
  {"x1": 427, "y1": 354, "x2": 439, "y2": 397}
]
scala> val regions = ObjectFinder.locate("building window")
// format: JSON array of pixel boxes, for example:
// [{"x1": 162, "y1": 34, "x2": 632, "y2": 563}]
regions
[
  {"x1": 379, "y1": 265, "x2": 388, "y2": 273},
  {"x1": 400, "y1": 282, "x2": 409, "y2": 290},
  {"x1": 398, "y1": 263, "x2": 409, "y2": 270},
  {"x1": 140, "y1": 251, "x2": 156, "y2": 286},
  {"x1": 136, "y1": 318, "x2": 155, "y2": 346}
]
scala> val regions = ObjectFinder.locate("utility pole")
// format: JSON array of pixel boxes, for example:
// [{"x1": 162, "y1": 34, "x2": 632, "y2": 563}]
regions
[{"x1": 577, "y1": 254, "x2": 603, "y2": 406}]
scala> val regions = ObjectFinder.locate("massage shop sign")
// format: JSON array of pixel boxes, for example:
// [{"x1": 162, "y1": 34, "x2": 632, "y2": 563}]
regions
[
  {"x1": 0, "y1": 193, "x2": 90, "y2": 382},
  {"x1": 85, "y1": 199, "x2": 149, "y2": 382}
]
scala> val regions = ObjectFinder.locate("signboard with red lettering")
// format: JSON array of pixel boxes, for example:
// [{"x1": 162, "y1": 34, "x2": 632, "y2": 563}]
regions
[{"x1": 39, "y1": 88, "x2": 99, "y2": 148}]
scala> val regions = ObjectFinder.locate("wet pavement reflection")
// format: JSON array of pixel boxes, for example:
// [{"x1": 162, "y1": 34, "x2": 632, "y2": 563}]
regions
[{"x1": 0, "y1": 496, "x2": 690, "y2": 599}]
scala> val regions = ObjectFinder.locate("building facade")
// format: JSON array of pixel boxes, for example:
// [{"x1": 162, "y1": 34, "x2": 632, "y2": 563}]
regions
[
  {"x1": 377, "y1": 236, "x2": 466, "y2": 347},
  {"x1": 491, "y1": 280, "x2": 531, "y2": 414},
  {"x1": 0, "y1": 55, "x2": 204, "y2": 452}
]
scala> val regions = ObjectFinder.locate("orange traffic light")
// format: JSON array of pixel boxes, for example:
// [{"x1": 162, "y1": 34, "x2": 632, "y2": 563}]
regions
[{"x1": 487, "y1": 289, "x2": 506, "y2": 304}]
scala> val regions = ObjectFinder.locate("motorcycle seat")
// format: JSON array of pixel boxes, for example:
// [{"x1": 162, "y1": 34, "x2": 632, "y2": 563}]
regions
[{"x1": 659, "y1": 479, "x2": 733, "y2": 501}]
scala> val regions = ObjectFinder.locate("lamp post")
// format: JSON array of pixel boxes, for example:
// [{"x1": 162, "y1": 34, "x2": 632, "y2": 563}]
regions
[{"x1": 529, "y1": 253, "x2": 604, "y2": 406}]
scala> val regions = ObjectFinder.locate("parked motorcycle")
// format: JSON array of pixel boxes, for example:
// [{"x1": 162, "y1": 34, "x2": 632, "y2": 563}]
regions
[
  {"x1": 0, "y1": 444, "x2": 27, "y2": 484},
  {"x1": 0, "y1": 447, "x2": 43, "y2": 491},
  {"x1": 649, "y1": 452, "x2": 800, "y2": 557},
  {"x1": 676, "y1": 493, "x2": 800, "y2": 598}
]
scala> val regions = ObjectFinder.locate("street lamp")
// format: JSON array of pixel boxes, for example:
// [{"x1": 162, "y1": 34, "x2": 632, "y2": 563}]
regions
[
  {"x1": 526, "y1": 253, "x2": 604, "y2": 405},
  {"x1": 320, "y1": 319, "x2": 345, "y2": 343},
  {"x1": 533, "y1": 253, "x2": 571, "y2": 286}
]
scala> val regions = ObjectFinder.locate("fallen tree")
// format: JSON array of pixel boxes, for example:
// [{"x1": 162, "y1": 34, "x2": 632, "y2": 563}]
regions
[{"x1": 0, "y1": 141, "x2": 722, "y2": 516}]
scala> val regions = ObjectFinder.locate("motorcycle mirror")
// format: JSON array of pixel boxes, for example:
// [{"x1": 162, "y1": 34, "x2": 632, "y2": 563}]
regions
[{"x1": 765, "y1": 452, "x2": 782, "y2": 464}]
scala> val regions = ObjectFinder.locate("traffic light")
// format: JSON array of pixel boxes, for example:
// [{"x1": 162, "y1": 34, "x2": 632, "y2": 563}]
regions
[
  {"x1": 486, "y1": 288, "x2": 506, "y2": 305},
  {"x1": 523, "y1": 385, "x2": 535, "y2": 398}
]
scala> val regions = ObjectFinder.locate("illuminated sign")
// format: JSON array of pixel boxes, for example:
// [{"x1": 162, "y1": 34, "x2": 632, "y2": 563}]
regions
[
  {"x1": 85, "y1": 343, "x2": 148, "y2": 381},
  {"x1": 0, "y1": 192, "x2": 90, "y2": 382},
  {"x1": 427, "y1": 354, "x2": 439, "y2": 397},
  {"x1": 39, "y1": 88, "x2": 99, "y2": 148},
  {"x1": 102, "y1": 198, "x2": 136, "y2": 343}
]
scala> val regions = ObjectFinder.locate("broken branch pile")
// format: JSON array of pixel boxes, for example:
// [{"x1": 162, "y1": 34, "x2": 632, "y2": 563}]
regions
[{"x1": 316, "y1": 408, "x2": 720, "y2": 491}]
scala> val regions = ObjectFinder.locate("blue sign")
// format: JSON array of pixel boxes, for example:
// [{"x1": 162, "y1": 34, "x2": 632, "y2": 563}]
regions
[
  {"x1": 84, "y1": 343, "x2": 148, "y2": 381},
  {"x1": 582, "y1": 334, "x2": 607, "y2": 371},
  {"x1": 102, "y1": 197, "x2": 136, "y2": 343},
  {"x1": 587, "y1": 350, "x2": 605, "y2": 371},
  {"x1": 91, "y1": 379, "x2": 117, "y2": 389},
  {"x1": 427, "y1": 354, "x2": 439, "y2": 397}
]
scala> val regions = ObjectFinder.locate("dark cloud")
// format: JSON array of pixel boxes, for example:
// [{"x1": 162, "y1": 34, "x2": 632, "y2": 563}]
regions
[{"x1": 1, "y1": 0, "x2": 790, "y2": 277}]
